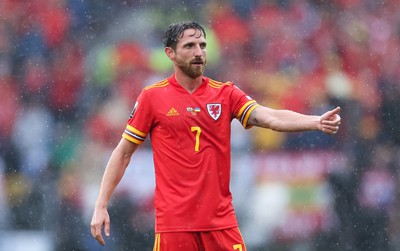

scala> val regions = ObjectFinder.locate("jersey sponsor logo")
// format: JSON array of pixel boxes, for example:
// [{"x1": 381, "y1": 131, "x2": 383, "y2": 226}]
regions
[
  {"x1": 166, "y1": 107, "x2": 179, "y2": 116},
  {"x1": 129, "y1": 101, "x2": 139, "y2": 118},
  {"x1": 206, "y1": 103, "x2": 221, "y2": 120},
  {"x1": 187, "y1": 107, "x2": 201, "y2": 115}
]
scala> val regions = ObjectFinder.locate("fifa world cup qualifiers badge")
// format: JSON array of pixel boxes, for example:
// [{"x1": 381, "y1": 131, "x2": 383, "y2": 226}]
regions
[{"x1": 129, "y1": 101, "x2": 139, "y2": 118}]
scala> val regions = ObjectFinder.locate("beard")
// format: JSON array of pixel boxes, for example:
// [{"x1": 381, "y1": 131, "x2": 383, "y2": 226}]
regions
[{"x1": 175, "y1": 57, "x2": 206, "y2": 79}]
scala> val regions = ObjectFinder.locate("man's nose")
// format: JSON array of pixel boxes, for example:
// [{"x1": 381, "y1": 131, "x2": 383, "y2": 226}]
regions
[{"x1": 194, "y1": 45, "x2": 203, "y2": 56}]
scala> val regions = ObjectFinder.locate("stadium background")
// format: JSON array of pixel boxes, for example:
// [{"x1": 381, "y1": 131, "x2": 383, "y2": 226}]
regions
[{"x1": 0, "y1": 0, "x2": 400, "y2": 250}]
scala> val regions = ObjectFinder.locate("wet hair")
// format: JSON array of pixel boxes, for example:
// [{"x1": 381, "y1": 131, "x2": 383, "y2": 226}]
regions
[{"x1": 163, "y1": 21, "x2": 206, "y2": 50}]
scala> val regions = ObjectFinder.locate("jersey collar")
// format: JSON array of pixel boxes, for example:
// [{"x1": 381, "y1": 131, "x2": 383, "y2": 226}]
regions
[{"x1": 168, "y1": 74, "x2": 209, "y2": 95}]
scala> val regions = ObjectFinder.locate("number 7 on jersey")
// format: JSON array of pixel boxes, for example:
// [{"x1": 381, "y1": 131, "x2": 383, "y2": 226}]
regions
[
  {"x1": 233, "y1": 244, "x2": 243, "y2": 251},
  {"x1": 190, "y1": 126, "x2": 201, "y2": 152}
]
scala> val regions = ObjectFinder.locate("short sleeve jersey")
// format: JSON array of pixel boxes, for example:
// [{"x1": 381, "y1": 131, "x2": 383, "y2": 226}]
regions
[{"x1": 122, "y1": 75, "x2": 259, "y2": 233}]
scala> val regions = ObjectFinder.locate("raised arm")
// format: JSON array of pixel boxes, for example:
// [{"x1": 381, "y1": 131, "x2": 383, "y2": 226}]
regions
[
  {"x1": 90, "y1": 138, "x2": 139, "y2": 246},
  {"x1": 248, "y1": 106, "x2": 341, "y2": 135}
]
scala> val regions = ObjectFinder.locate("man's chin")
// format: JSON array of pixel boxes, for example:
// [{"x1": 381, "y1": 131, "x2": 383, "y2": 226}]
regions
[{"x1": 188, "y1": 68, "x2": 204, "y2": 78}]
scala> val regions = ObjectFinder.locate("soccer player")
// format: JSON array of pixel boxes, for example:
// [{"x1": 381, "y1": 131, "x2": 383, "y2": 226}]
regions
[{"x1": 90, "y1": 21, "x2": 341, "y2": 251}]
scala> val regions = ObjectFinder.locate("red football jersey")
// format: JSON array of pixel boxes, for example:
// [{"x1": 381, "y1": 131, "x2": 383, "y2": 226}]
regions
[{"x1": 122, "y1": 75, "x2": 259, "y2": 232}]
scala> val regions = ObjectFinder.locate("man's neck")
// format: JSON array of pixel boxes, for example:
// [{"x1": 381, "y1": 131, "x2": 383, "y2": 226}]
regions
[{"x1": 174, "y1": 71, "x2": 203, "y2": 94}]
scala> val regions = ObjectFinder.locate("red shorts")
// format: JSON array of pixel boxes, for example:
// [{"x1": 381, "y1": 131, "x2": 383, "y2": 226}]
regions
[{"x1": 153, "y1": 227, "x2": 247, "y2": 251}]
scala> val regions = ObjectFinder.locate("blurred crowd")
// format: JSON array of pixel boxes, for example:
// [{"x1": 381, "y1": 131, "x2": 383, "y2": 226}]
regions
[{"x1": 1, "y1": 0, "x2": 400, "y2": 250}]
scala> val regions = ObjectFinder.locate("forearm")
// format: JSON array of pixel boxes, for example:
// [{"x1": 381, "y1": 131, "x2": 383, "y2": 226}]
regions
[
  {"x1": 95, "y1": 151, "x2": 130, "y2": 207},
  {"x1": 95, "y1": 140, "x2": 138, "y2": 208},
  {"x1": 248, "y1": 106, "x2": 320, "y2": 132}
]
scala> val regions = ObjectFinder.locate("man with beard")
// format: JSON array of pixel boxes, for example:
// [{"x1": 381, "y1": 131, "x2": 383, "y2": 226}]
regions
[{"x1": 90, "y1": 21, "x2": 341, "y2": 251}]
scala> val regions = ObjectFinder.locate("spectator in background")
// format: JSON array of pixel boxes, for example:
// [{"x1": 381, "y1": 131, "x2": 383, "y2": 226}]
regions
[{"x1": 355, "y1": 143, "x2": 396, "y2": 250}]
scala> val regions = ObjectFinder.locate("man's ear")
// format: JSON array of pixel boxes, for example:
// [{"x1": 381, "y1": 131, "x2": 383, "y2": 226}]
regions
[{"x1": 165, "y1": 47, "x2": 175, "y2": 60}]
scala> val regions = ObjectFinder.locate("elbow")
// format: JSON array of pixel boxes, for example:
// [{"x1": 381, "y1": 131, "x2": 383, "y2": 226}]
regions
[{"x1": 250, "y1": 106, "x2": 282, "y2": 131}]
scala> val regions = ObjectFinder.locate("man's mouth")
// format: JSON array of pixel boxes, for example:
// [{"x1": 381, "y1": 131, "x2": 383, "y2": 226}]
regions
[
  {"x1": 191, "y1": 59, "x2": 204, "y2": 65},
  {"x1": 192, "y1": 61, "x2": 204, "y2": 66}
]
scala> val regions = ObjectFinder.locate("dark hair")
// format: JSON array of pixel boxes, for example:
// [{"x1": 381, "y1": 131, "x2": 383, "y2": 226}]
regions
[{"x1": 163, "y1": 21, "x2": 206, "y2": 49}]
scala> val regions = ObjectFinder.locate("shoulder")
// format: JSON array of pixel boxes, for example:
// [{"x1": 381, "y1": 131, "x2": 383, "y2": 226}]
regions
[
  {"x1": 139, "y1": 78, "x2": 170, "y2": 99},
  {"x1": 143, "y1": 78, "x2": 170, "y2": 92},
  {"x1": 207, "y1": 78, "x2": 233, "y2": 89},
  {"x1": 207, "y1": 78, "x2": 247, "y2": 96}
]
